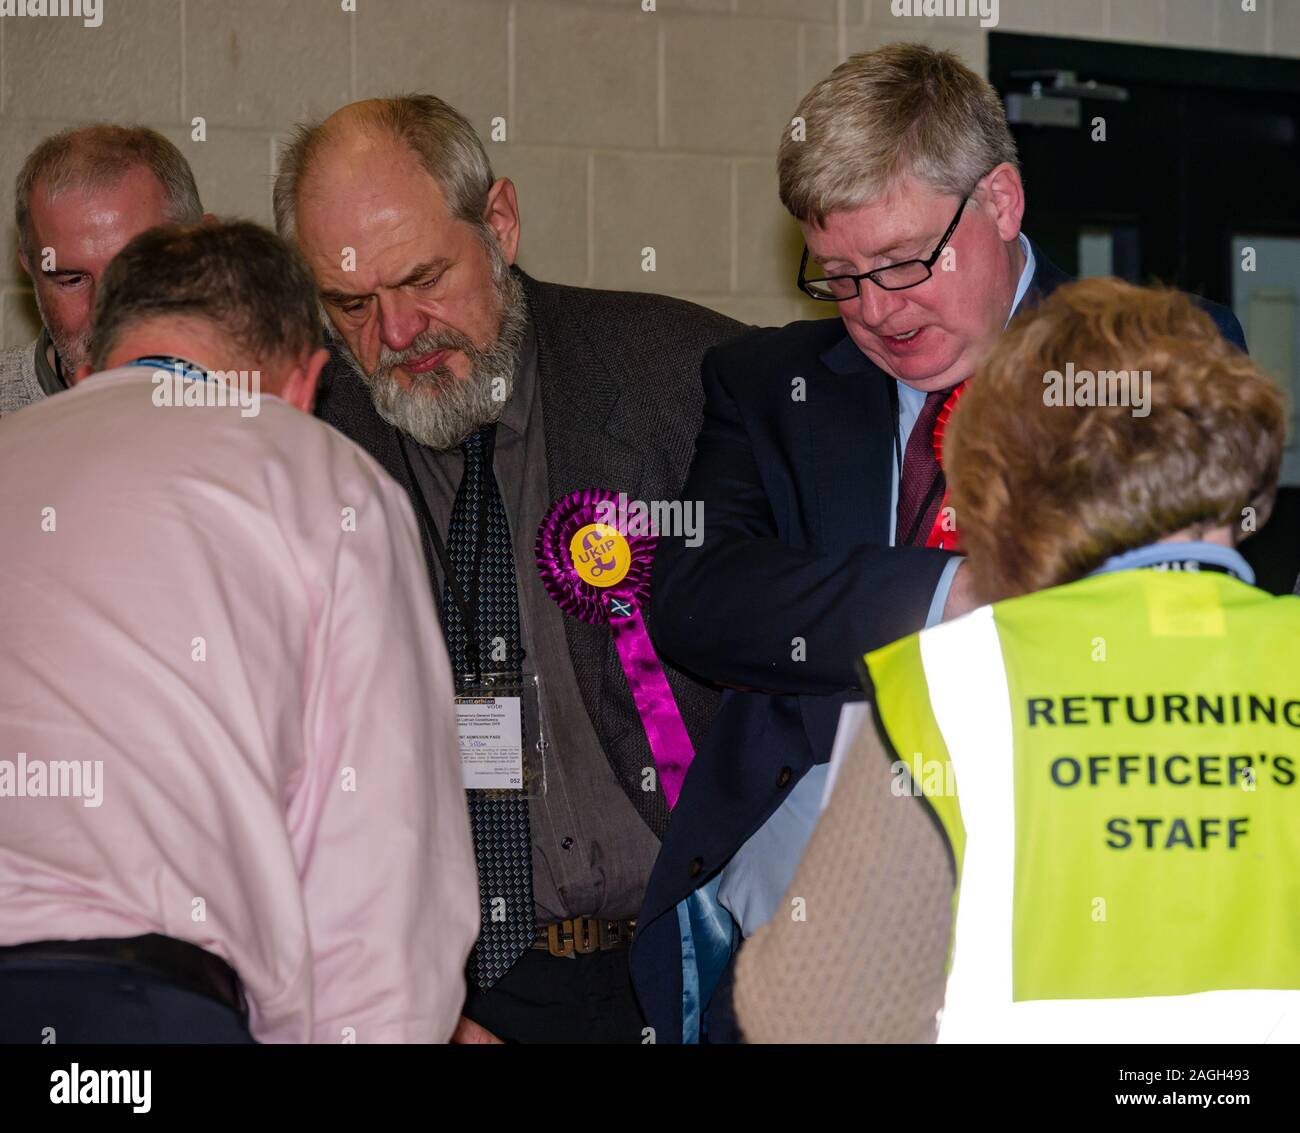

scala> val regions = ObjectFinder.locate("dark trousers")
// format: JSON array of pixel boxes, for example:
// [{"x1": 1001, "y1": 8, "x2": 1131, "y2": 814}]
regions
[
  {"x1": 0, "y1": 960, "x2": 256, "y2": 1044},
  {"x1": 462, "y1": 948, "x2": 647, "y2": 1044}
]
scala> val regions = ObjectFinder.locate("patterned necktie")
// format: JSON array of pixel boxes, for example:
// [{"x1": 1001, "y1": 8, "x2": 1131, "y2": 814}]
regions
[
  {"x1": 442, "y1": 425, "x2": 535, "y2": 989},
  {"x1": 896, "y1": 389, "x2": 949, "y2": 548}
]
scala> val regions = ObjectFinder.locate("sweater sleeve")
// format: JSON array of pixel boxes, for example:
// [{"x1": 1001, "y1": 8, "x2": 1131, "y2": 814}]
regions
[{"x1": 733, "y1": 710, "x2": 956, "y2": 1043}]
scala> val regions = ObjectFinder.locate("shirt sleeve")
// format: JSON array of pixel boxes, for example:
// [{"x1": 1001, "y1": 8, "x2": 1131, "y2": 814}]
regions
[
  {"x1": 732, "y1": 710, "x2": 954, "y2": 1043},
  {"x1": 927, "y1": 556, "x2": 966, "y2": 627},
  {"x1": 289, "y1": 471, "x2": 479, "y2": 1044}
]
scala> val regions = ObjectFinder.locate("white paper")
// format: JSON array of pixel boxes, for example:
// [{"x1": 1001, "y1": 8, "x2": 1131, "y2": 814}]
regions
[
  {"x1": 456, "y1": 695, "x2": 524, "y2": 790},
  {"x1": 819, "y1": 701, "x2": 870, "y2": 811}
]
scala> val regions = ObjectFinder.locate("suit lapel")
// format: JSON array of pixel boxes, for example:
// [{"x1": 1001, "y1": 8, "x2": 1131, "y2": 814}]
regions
[
  {"x1": 812, "y1": 332, "x2": 895, "y2": 550},
  {"x1": 527, "y1": 288, "x2": 647, "y2": 502},
  {"x1": 531, "y1": 284, "x2": 618, "y2": 735},
  {"x1": 522, "y1": 273, "x2": 670, "y2": 830}
]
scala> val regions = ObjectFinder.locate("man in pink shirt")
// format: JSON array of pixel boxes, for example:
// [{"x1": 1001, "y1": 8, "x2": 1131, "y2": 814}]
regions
[{"x1": 0, "y1": 220, "x2": 479, "y2": 1043}]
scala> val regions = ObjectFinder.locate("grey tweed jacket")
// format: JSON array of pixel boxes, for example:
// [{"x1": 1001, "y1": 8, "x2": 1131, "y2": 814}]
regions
[
  {"x1": 0, "y1": 337, "x2": 42, "y2": 417},
  {"x1": 313, "y1": 269, "x2": 745, "y2": 838}
]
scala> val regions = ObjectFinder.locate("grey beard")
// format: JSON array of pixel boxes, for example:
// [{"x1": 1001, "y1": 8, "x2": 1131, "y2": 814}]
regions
[
  {"x1": 35, "y1": 296, "x2": 91, "y2": 378},
  {"x1": 340, "y1": 268, "x2": 528, "y2": 452}
]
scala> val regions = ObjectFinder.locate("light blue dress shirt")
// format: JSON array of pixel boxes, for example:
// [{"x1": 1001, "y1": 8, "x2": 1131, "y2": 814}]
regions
[{"x1": 716, "y1": 234, "x2": 1037, "y2": 939}]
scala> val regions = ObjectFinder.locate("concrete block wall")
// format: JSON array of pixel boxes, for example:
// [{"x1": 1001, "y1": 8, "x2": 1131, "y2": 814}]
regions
[{"x1": 1, "y1": 0, "x2": 1297, "y2": 345}]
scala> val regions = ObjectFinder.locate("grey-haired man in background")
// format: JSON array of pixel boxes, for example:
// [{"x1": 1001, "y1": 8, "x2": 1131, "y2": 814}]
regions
[{"x1": 0, "y1": 125, "x2": 203, "y2": 416}]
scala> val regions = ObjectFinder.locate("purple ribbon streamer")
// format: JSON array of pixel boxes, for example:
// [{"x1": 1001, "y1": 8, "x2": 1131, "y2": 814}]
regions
[
  {"x1": 605, "y1": 594, "x2": 694, "y2": 808},
  {"x1": 535, "y1": 489, "x2": 695, "y2": 808}
]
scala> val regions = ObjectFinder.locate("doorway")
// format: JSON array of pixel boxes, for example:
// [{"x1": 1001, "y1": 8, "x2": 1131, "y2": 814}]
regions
[{"x1": 990, "y1": 33, "x2": 1300, "y2": 593}]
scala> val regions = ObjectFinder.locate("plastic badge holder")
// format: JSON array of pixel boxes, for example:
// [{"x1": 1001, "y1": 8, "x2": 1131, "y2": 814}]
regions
[{"x1": 455, "y1": 671, "x2": 546, "y2": 800}]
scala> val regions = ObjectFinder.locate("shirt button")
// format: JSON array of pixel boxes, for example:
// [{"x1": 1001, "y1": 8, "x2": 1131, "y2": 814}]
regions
[
  {"x1": 776, "y1": 766, "x2": 793, "y2": 788},
  {"x1": 562, "y1": 837, "x2": 574, "y2": 850},
  {"x1": 689, "y1": 856, "x2": 704, "y2": 878}
]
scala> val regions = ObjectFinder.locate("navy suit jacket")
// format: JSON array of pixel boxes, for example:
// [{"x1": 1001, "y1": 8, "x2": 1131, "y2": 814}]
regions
[{"x1": 631, "y1": 243, "x2": 1246, "y2": 1042}]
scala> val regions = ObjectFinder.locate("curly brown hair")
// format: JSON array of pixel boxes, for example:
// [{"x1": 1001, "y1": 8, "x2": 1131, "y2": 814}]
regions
[{"x1": 945, "y1": 277, "x2": 1285, "y2": 602}]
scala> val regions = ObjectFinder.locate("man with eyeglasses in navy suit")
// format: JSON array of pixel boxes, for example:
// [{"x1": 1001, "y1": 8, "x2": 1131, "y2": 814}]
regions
[{"x1": 632, "y1": 43, "x2": 1247, "y2": 1045}]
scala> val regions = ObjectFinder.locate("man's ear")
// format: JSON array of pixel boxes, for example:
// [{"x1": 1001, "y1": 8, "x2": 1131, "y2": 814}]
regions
[
  {"x1": 483, "y1": 178, "x2": 521, "y2": 267},
  {"x1": 278, "y1": 347, "x2": 329, "y2": 414},
  {"x1": 73, "y1": 363, "x2": 95, "y2": 385},
  {"x1": 18, "y1": 248, "x2": 31, "y2": 280},
  {"x1": 981, "y1": 162, "x2": 1025, "y2": 244},
  {"x1": 201, "y1": 212, "x2": 219, "y2": 226}
]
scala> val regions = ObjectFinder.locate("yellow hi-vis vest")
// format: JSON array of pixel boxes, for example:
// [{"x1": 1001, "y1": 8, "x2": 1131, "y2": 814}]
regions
[{"x1": 862, "y1": 569, "x2": 1300, "y2": 1044}]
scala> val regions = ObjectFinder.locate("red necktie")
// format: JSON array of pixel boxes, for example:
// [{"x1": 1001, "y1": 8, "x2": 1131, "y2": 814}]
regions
[{"x1": 896, "y1": 389, "x2": 948, "y2": 547}]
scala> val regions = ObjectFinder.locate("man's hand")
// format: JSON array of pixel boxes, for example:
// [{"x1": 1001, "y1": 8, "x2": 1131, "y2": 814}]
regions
[
  {"x1": 942, "y1": 562, "x2": 981, "y2": 621},
  {"x1": 451, "y1": 1015, "x2": 504, "y2": 1044}
]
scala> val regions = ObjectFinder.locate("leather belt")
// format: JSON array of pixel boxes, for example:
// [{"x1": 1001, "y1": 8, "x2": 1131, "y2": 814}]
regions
[
  {"x1": 0, "y1": 933, "x2": 248, "y2": 1020},
  {"x1": 531, "y1": 917, "x2": 636, "y2": 958}
]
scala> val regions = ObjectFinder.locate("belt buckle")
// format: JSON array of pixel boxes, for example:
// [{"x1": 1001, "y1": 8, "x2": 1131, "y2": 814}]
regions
[
  {"x1": 571, "y1": 917, "x2": 599, "y2": 955},
  {"x1": 546, "y1": 923, "x2": 575, "y2": 959}
]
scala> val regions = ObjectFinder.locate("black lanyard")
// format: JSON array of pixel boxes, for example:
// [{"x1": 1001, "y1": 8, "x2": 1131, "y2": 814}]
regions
[
  {"x1": 397, "y1": 427, "x2": 497, "y2": 682},
  {"x1": 889, "y1": 379, "x2": 945, "y2": 549}
]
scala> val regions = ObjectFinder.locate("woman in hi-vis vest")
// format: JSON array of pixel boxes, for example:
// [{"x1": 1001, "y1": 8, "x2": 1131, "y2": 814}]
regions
[{"x1": 733, "y1": 277, "x2": 1298, "y2": 1044}]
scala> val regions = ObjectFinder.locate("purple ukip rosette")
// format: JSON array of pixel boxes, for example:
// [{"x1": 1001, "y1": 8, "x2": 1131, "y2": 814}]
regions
[{"x1": 535, "y1": 488, "x2": 694, "y2": 808}]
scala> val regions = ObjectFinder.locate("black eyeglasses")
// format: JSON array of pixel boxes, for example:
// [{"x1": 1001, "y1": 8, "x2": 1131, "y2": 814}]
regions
[{"x1": 798, "y1": 193, "x2": 970, "y2": 301}]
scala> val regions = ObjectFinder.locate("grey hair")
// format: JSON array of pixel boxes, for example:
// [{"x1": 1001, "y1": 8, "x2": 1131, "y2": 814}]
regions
[
  {"x1": 273, "y1": 94, "x2": 496, "y2": 243},
  {"x1": 779, "y1": 44, "x2": 1019, "y2": 225},
  {"x1": 15, "y1": 125, "x2": 203, "y2": 262}
]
